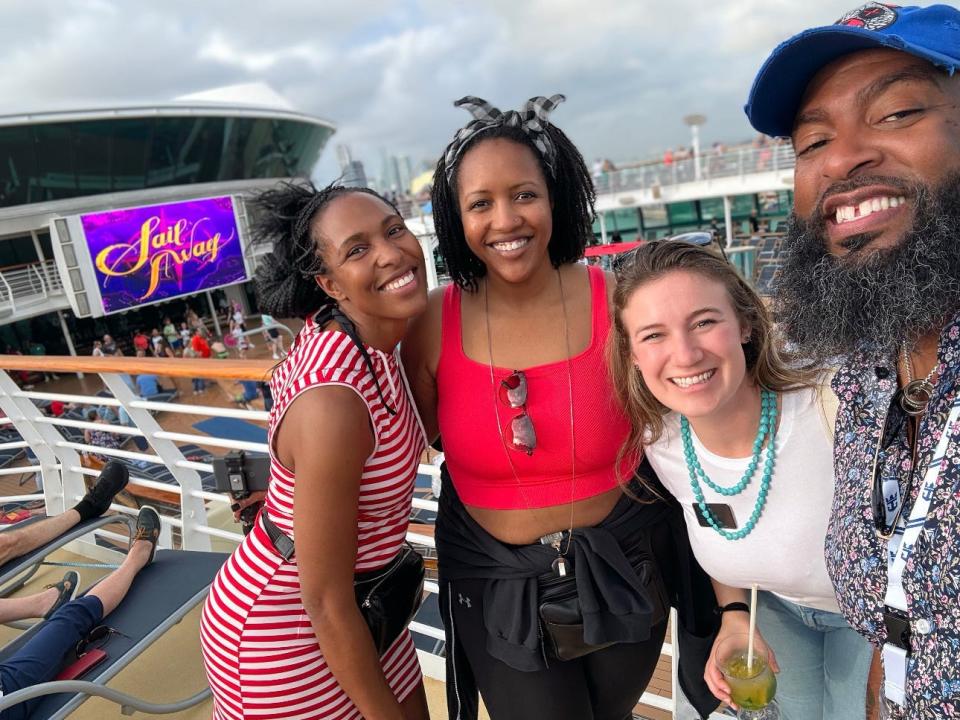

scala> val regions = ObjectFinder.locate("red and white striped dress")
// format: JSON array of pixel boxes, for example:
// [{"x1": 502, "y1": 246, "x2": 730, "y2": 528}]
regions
[{"x1": 200, "y1": 318, "x2": 426, "y2": 719}]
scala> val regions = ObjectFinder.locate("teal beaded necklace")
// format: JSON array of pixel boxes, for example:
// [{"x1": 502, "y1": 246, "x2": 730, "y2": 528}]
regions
[{"x1": 680, "y1": 388, "x2": 777, "y2": 540}]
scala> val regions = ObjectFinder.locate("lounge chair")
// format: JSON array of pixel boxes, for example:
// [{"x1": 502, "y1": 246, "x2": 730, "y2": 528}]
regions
[
  {"x1": 145, "y1": 389, "x2": 178, "y2": 405},
  {"x1": 0, "y1": 515, "x2": 135, "y2": 596},
  {"x1": 0, "y1": 548, "x2": 227, "y2": 719}
]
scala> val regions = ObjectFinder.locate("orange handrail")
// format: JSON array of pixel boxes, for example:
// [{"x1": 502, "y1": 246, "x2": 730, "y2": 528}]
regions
[{"x1": 0, "y1": 355, "x2": 275, "y2": 381}]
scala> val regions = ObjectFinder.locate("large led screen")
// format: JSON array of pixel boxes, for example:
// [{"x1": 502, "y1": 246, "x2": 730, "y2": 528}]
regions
[{"x1": 80, "y1": 196, "x2": 248, "y2": 314}]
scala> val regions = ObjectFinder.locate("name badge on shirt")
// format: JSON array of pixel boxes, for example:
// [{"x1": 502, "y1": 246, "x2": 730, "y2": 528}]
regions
[{"x1": 692, "y1": 503, "x2": 737, "y2": 529}]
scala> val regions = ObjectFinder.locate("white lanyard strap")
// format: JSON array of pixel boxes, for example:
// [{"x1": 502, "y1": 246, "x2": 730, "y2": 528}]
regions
[
  {"x1": 881, "y1": 392, "x2": 960, "y2": 707},
  {"x1": 884, "y1": 394, "x2": 960, "y2": 611}
]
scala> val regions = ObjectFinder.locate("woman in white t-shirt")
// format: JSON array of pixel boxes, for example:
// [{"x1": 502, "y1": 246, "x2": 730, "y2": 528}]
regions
[{"x1": 608, "y1": 241, "x2": 870, "y2": 720}]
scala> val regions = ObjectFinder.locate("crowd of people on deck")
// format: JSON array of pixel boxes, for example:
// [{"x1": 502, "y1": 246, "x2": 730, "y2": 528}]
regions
[
  {"x1": 84, "y1": 301, "x2": 276, "y2": 367},
  {"x1": 90, "y1": 303, "x2": 286, "y2": 360},
  {"x1": 78, "y1": 302, "x2": 281, "y2": 404},
  {"x1": 192, "y1": 6, "x2": 960, "y2": 720},
  {"x1": 2, "y1": 3, "x2": 958, "y2": 720}
]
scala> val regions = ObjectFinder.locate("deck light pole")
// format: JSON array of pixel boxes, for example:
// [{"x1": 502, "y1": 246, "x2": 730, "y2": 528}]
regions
[{"x1": 684, "y1": 114, "x2": 707, "y2": 181}]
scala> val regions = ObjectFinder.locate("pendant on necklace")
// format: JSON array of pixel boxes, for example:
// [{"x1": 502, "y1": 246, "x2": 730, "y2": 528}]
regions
[
  {"x1": 552, "y1": 555, "x2": 568, "y2": 577},
  {"x1": 900, "y1": 379, "x2": 934, "y2": 416}
]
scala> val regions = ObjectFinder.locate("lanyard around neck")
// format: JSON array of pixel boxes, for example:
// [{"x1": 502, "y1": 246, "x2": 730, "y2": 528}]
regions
[{"x1": 884, "y1": 392, "x2": 960, "y2": 612}]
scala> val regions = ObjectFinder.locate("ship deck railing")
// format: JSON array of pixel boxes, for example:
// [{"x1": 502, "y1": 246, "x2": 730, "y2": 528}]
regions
[{"x1": 0, "y1": 354, "x2": 696, "y2": 718}]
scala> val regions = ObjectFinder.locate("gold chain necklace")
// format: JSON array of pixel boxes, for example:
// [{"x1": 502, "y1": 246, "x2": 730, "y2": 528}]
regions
[
  {"x1": 485, "y1": 269, "x2": 577, "y2": 577},
  {"x1": 900, "y1": 344, "x2": 938, "y2": 416}
]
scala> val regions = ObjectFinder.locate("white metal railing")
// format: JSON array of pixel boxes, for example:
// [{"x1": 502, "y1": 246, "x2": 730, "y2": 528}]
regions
[
  {"x1": 593, "y1": 142, "x2": 796, "y2": 196},
  {"x1": 0, "y1": 260, "x2": 66, "y2": 311},
  {"x1": 0, "y1": 363, "x2": 685, "y2": 717}
]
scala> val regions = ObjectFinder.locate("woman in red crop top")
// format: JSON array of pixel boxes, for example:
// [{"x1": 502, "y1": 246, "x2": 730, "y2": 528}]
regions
[{"x1": 403, "y1": 96, "x2": 718, "y2": 720}]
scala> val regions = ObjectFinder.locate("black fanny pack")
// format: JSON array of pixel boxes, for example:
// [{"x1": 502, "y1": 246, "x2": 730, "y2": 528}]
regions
[
  {"x1": 537, "y1": 542, "x2": 668, "y2": 662},
  {"x1": 261, "y1": 511, "x2": 425, "y2": 656},
  {"x1": 354, "y1": 543, "x2": 426, "y2": 655}
]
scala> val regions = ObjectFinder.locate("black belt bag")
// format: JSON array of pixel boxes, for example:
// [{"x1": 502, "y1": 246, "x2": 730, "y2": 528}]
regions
[
  {"x1": 537, "y1": 542, "x2": 668, "y2": 662},
  {"x1": 354, "y1": 543, "x2": 426, "y2": 655},
  {"x1": 261, "y1": 511, "x2": 425, "y2": 656}
]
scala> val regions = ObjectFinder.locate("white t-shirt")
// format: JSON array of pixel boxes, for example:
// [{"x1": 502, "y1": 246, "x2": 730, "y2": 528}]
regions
[{"x1": 644, "y1": 387, "x2": 839, "y2": 612}]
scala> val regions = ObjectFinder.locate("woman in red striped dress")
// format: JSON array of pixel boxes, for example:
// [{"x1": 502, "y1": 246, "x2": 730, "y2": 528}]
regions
[{"x1": 200, "y1": 182, "x2": 430, "y2": 720}]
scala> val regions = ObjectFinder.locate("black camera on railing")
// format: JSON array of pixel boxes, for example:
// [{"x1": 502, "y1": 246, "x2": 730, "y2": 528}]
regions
[{"x1": 211, "y1": 450, "x2": 271, "y2": 535}]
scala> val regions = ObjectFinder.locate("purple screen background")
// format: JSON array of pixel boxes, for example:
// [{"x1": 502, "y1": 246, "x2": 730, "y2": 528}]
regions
[{"x1": 80, "y1": 196, "x2": 247, "y2": 314}]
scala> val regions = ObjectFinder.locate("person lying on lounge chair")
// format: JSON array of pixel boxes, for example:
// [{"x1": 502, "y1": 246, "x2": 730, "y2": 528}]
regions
[
  {"x1": 0, "y1": 506, "x2": 161, "y2": 720},
  {"x1": 0, "y1": 462, "x2": 129, "y2": 566}
]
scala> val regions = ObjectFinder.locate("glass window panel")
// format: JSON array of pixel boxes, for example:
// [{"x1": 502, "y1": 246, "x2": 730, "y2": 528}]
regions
[
  {"x1": 72, "y1": 121, "x2": 113, "y2": 195},
  {"x1": 0, "y1": 116, "x2": 333, "y2": 208},
  {"x1": 0, "y1": 125, "x2": 36, "y2": 207},
  {"x1": 730, "y1": 194, "x2": 757, "y2": 218},
  {"x1": 181, "y1": 117, "x2": 227, "y2": 184},
  {"x1": 611, "y1": 208, "x2": 639, "y2": 232},
  {"x1": 246, "y1": 118, "x2": 285, "y2": 178},
  {"x1": 37, "y1": 230, "x2": 53, "y2": 259},
  {"x1": 641, "y1": 204, "x2": 669, "y2": 229},
  {"x1": 758, "y1": 190, "x2": 793, "y2": 217},
  {"x1": 667, "y1": 201, "x2": 698, "y2": 226},
  {"x1": 0, "y1": 235, "x2": 28, "y2": 267},
  {"x1": 146, "y1": 117, "x2": 187, "y2": 187},
  {"x1": 699, "y1": 198, "x2": 724, "y2": 220},
  {"x1": 219, "y1": 117, "x2": 253, "y2": 180},
  {"x1": 109, "y1": 118, "x2": 151, "y2": 191},
  {"x1": 33, "y1": 124, "x2": 77, "y2": 201}
]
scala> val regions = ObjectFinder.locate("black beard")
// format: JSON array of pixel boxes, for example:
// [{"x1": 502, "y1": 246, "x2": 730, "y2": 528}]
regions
[{"x1": 774, "y1": 172, "x2": 960, "y2": 363}]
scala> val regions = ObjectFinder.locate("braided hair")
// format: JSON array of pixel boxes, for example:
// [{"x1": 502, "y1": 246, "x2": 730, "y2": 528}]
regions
[
  {"x1": 431, "y1": 123, "x2": 596, "y2": 292},
  {"x1": 252, "y1": 180, "x2": 401, "y2": 413}
]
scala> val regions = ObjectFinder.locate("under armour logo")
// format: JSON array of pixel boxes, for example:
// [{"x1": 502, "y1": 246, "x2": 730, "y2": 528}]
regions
[{"x1": 457, "y1": 593, "x2": 472, "y2": 608}]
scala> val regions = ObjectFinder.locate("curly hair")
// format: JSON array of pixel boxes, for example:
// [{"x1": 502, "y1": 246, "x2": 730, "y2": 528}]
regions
[
  {"x1": 251, "y1": 180, "x2": 404, "y2": 413},
  {"x1": 251, "y1": 181, "x2": 398, "y2": 319},
  {"x1": 431, "y1": 123, "x2": 596, "y2": 292}
]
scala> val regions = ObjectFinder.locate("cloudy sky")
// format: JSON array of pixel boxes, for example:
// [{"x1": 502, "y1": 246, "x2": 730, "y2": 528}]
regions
[{"x1": 1, "y1": 0, "x2": 930, "y2": 185}]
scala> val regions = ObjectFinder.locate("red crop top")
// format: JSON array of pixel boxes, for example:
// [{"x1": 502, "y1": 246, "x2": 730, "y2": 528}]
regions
[{"x1": 436, "y1": 265, "x2": 634, "y2": 510}]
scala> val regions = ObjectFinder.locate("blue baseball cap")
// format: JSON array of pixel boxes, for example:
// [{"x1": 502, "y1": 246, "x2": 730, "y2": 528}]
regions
[{"x1": 745, "y1": 3, "x2": 960, "y2": 138}]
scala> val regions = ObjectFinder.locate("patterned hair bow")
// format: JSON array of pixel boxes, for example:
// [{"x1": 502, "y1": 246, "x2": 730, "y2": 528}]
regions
[{"x1": 443, "y1": 94, "x2": 566, "y2": 182}]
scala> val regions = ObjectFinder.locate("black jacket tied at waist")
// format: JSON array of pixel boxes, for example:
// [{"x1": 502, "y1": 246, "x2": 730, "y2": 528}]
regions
[{"x1": 436, "y1": 460, "x2": 719, "y2": 719}]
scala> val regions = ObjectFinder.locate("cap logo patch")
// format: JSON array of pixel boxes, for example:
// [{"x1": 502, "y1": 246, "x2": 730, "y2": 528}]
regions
[{"x1": 835, "y1": 3, "x2": 899, "y2": 30}]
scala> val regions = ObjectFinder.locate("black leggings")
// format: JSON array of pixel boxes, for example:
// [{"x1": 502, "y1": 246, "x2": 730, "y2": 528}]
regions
[{"x1": 450, "y1": 576, "x2": 668, "y2": 720}]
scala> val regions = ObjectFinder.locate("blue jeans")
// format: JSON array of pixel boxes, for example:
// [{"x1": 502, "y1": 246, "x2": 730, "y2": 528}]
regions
[
  {"x1": 0, "y1": 596, "x2": 103, "y2": 720},
  {"x1": 758, "y1": 591, "x2": 871, "y2": 720},
  {"x1": 192, "y1": 378, "x2": 205, "y2": 392}
]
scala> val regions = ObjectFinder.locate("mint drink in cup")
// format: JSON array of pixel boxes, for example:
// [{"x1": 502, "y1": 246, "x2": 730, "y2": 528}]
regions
[{"x1": 717, "y1": 633, "x2": 779, "y2": 719}]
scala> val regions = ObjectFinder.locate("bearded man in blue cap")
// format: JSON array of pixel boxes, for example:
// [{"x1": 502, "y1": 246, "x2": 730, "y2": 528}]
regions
[{"x1": 746, "y1": 3, "x2": 960, "y2": 717}]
